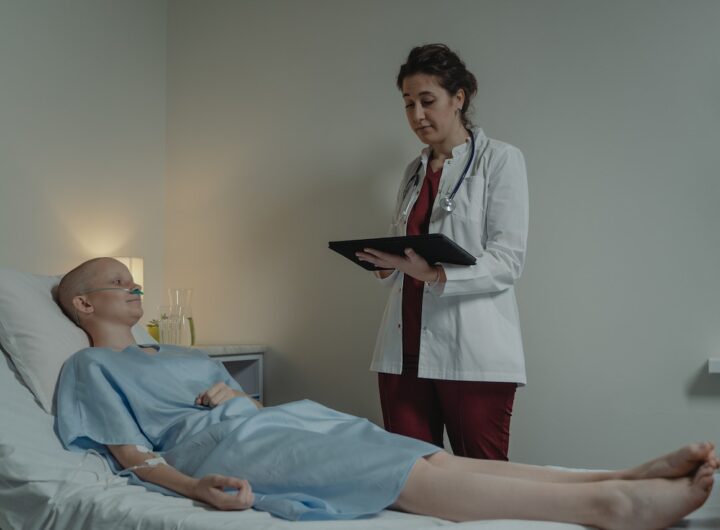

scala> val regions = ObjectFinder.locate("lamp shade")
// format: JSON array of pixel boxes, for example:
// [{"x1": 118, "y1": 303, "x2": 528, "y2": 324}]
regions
[{"x1": 114, "y1": 257, "x2": 144, "y2": 288}]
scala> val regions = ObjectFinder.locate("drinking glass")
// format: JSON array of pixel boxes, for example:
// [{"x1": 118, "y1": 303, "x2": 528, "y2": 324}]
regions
[{"x1": 158, "y1": 305, "x2": 180, "y2": 344}]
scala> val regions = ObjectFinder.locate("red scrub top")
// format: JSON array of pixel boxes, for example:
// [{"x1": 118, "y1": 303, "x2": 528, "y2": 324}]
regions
[{"x1": 402, "y1": 163, "x2": 442, "y2": 372}]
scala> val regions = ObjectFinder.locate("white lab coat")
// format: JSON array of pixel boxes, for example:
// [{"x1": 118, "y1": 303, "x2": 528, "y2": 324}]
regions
[{"x1": 370, "y1": 128, "x2": 528, "y2": 384}]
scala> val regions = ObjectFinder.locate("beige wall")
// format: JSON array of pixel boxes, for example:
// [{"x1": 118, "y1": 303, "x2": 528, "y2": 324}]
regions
[
  {"x1": 0, "y1": 0, "x2": 167, "y2": 315},
  {"x1": 166, "y1": 0, "x2": 720, "y2": 469}
]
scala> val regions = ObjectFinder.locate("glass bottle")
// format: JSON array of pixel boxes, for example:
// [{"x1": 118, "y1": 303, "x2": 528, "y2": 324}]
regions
[{"x1": 168, "y1": 288, "x2": 195, "y2": 346}]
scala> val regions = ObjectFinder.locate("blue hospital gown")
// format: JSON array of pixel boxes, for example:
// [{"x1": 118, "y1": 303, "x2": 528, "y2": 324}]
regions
[{"x1": 55, "y1": 345, "x2": 440, "y2": 520}]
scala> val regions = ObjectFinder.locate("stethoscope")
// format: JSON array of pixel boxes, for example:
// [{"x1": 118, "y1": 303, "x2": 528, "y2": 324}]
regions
[{"x1": 399, "y1": 129, "x2": 476, "y2": 220}]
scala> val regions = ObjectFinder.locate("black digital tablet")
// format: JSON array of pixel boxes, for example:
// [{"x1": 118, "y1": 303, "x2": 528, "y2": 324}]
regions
[{"x1": 328, "y1": 234, "x2": 477, "y2": 271}]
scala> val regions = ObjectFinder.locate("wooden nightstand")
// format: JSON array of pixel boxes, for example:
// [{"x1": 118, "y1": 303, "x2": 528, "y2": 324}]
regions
[{"x1": 193, "y1": 344, "x2": 266, "y2": 404}]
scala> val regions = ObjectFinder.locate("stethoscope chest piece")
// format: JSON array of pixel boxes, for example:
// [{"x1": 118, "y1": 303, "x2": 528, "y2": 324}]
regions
[{"x1": 439, "y1": 196, "x2": 456, "y2": 212}]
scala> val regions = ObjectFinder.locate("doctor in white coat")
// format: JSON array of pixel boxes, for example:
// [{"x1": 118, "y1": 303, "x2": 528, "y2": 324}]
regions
[{"x1": 357, "y1": 43, "x2": 529, "y2": 460}]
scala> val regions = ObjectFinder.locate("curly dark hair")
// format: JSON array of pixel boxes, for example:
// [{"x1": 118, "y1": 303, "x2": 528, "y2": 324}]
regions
[{"x1": 397, "y1": 43, "x2": 478, "y2": 128}]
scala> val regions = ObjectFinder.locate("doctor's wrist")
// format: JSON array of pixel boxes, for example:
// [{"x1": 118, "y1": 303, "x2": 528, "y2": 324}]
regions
[{"x1": 425, "y1": 265, "x2": 442, "y2": 286}]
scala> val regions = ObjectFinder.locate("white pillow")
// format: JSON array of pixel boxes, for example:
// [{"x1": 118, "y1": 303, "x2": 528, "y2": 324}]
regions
[{"x1": 0, "y1": 269, "x2": 156, "y2": 414}]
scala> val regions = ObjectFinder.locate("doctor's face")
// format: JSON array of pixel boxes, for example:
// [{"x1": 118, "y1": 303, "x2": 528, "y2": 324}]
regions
[{"x1": 402, "y1": 73, "x2": 465, "y2": 146}]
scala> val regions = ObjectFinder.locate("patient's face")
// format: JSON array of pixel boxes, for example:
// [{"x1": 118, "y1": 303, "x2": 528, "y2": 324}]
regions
[{"x1": 81, "y1": 259, "x2": 144, "y2": 325}]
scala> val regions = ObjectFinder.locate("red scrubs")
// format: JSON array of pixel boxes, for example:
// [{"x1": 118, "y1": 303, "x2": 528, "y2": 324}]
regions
[{"x1": 378, "y1": 163, "x2": 516, "y2": 460}]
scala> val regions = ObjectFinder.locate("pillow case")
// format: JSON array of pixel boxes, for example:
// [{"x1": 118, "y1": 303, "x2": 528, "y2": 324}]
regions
[{"x1": 0, "y1": 269, "x2": 156, "y2": 414}]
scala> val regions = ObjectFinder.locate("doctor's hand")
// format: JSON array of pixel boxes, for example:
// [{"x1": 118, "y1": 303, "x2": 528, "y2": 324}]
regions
[
  {"x1": 196, "y1": 382, "x2": 242, "y2": 408},
  {"x1": 193, "y1": 474, "x2": 254, "y2": 511},
  {"x1": 356, "y1": 247, "x2": 442, "y2": 283}
]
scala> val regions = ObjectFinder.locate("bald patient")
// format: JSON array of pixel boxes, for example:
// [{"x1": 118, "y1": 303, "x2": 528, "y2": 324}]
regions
[
  {"x1": 58, "y1": 257, "x2": 142, "y2": 328},
  {"x1": 53, "y1": 257, "x2": 719, "y2": 526}
]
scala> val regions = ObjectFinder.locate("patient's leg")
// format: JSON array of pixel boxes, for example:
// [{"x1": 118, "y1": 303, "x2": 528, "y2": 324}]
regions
[
  {"x1": 392, "y1": 458, "x2": 714, "y2": 528},
  {"x1": 426, "y1": 450, "x2": 619, "y2": 483},
  {"x1": 425, "y1": 442, "x2": 717, "y2": 483}
]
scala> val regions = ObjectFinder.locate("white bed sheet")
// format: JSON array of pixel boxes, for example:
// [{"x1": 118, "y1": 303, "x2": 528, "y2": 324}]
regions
[{"x1": 1, "y1": 351, "x2": 719, "y2": 530}]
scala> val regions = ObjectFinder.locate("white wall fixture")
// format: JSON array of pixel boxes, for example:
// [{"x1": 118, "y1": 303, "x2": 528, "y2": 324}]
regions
[{"x1": 707, "y1": 359, "x2": 720, "y2": 374}]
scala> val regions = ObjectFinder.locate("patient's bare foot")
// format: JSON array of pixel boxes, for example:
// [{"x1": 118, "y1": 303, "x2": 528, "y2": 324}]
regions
[
  {"x1": 622, "y1": 442, "x2": 717, "y2": 480},
  {"x1": 598, "y1": 464, "x2": 714, "y2": 530}
]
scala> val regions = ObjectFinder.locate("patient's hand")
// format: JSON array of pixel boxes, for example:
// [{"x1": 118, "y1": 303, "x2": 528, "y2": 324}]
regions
[
  {"x1": 195, "y1": 382, "x2": 243, "y2": 407},
  {"x1": 193, "y1": 474, "x2": 254, "y2": 511}
]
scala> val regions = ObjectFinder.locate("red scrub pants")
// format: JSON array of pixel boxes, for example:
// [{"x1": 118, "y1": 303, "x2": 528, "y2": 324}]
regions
[{"x1": 378, "y1": 371, "x2": 516, "y2": 460}]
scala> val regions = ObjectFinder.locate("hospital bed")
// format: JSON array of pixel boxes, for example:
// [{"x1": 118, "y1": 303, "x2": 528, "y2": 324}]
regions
[{"x1": 1, "y1": 271, "x2": 719, "y2": 530}]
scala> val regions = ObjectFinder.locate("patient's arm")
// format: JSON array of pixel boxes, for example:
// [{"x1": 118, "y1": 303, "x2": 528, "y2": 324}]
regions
[
  {"x1": 196, "y1": 381, "x2": 263, "y2": 410},
  {"x1": 107, "y1": 444, "x2": 254, "y2": 510}
]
